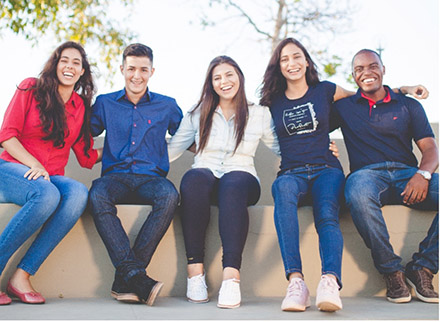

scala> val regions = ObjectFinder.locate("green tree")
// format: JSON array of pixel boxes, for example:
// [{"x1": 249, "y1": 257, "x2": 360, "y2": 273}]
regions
[
  {"x1": 0, "y1": 0, "x2": 136, "y2": 77},
  {"x1": 198, "y1": 0, "x2": 356, "y2": 78}
]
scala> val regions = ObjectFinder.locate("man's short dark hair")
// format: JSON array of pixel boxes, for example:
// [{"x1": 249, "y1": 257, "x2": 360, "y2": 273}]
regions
[
  {"x1": 122, "y1": 43, "x2": 153, "y2": 65},
  {"x1": 352, "y1": 49, "x2": 383, "y2": 68}
]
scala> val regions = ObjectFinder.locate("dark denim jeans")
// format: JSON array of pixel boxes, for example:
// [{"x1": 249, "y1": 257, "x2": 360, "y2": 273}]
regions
[
  {"x1": 179, "y1": 168, "x2": 260, "y2": 270},
  {"x1": 272, "y1": 164, "x2": 345, "y2": 285},
  {"x1": 345, "y1": 162, "x2": 439, "y2": 274},
  {"x1": 0, "y1": 159, "x2": 88, "y2": 276},
  {"x1": 88, "y1": 173, "x2": 179, "y2": 281}
]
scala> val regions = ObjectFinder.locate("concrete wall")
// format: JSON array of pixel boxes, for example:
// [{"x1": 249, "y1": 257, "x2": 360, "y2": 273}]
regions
[{"x1": 0, "y1": 124, "x2": 438, "y2": 299}]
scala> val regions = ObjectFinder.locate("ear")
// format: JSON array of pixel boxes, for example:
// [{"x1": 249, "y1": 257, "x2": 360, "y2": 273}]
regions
[
  {"x1": 80, "y1": 68, "x2": 85, "y2": 76},
  {"x1": 150, "y1": 67, "x2": 155, "y2": 77},
  {"x1": 120, "y1": 64, "x2": 124, "y2": 74},
  {"x1": 382, "y1": 65, "x2": 386, "y2": 75}
]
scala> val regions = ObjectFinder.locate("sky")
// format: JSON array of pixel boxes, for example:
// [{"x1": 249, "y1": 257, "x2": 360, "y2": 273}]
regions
[{"x1": 0, "y1": 0, "x2": 438, "y2": 125}]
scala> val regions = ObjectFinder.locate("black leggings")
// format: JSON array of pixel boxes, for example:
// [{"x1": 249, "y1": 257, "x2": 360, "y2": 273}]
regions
[{"x1": 180, "y1": 168, "x2": 261, "y2": 270}]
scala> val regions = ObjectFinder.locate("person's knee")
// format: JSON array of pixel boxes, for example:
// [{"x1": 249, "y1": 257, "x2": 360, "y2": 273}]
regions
[
  {"x1": 272, "y1": 175, "x2": 298, "y2": 200},
  {"x1": 156, "y1": 180, "x2": 179, "y2": 206},
  {"x1": 88, "y1": 179, "x2": 110, "y2": 207},
  {"x1": 28, "y1": 181, "x2": 61, "y2": 215},
  {"x1": 180, "y1": 168, "x2": 212, "y2": 194},
  {"x1": 63, "y1": 181, "x2": 89, "y2": 217},
  {"x1": 345, "y1": 173, "x2": 375, "y2": 206}
]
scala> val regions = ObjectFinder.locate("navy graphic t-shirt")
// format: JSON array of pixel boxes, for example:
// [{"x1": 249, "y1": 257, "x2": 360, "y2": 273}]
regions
[{"x1": 270, "y1": 81, "x2": 342, "y2": 174}]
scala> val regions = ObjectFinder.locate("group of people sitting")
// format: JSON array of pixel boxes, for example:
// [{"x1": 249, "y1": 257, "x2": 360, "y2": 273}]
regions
[{"x1": 0, "y1": 39, "x2": 438, "y2": 313}]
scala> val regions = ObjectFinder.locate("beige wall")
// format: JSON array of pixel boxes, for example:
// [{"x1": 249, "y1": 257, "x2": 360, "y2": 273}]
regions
[
  {"x1": 0, "y1": 124, "x2": 438, "y2": 298},
  {"x1": 0, "y1": 204, "x2": 437, "y2": 298}
]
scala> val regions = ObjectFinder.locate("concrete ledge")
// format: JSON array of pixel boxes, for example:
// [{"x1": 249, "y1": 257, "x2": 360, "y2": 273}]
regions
[
  {"x1": 0, "y1": 203, "x2": 437, "y2": 298},
  {"x1": 0, "y1": 127, "x2": 438, "y2": 299}
]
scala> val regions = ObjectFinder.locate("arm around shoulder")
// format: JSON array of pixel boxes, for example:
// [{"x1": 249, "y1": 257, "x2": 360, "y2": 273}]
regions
[
  {"x1": 260, "y1": 106, "x2": 280, "y2": 156},
  {"x1": 168, "y1": 111, "x2": 196, "y2": 162},
  {"x1": 333, "y1": 85, "x2": 356, "y2": 102}
]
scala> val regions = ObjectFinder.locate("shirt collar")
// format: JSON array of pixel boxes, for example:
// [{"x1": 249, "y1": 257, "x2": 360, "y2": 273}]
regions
[
  {"x1": 116, "y1": 88, "x2": 151, "y2": 103},
  {"x1": 355, "y1": 85, "x2": 396, "y2": 107},
  {"x1": 215, "y1": 105, "x2": 236, "y2": 120},
  {"x1": 67, "y1": 91, "x2": 82, "y2": 109}
]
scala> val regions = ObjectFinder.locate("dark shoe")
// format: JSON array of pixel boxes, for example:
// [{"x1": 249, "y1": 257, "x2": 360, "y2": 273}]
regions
[
  {"x1": 0, "y1": 291, "x2": 12, "y2": 305},
  {"x1": 405, "y1": 268, "x2": 439, "y2": 303},
  {"x1": 127, "y1": 273, "x2": 164, "y2": 306},
  {"x1": 383, "y1": 271, "x2": 411, "y2": 303},
  {"x1": 111, "y1": 274, "x2": 140, "y2": 303},
  {"x1": 7, "y1": 282, "x2": 45, "y2": 304}
]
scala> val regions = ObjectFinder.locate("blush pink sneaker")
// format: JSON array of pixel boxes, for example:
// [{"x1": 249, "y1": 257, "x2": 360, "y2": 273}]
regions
[
  {"x1": 281, "y1": 277, "x2": 311, "y2": 312},
  {"x1": 315, "y1": 275, "x2": 342, "y2": 312}
]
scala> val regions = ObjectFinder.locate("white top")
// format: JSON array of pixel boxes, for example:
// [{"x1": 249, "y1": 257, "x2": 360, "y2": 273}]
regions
[{"x1": 168, "y1": 103, "x2": 280, "y2": 180}]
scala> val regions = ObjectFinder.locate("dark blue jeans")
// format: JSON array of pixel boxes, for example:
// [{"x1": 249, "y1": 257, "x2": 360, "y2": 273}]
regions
[
  {"x1": 88, "y1": 173, "x2": 179, "y2": 281},
  {"x1": 345, "y1": 162, "x2": 439, "y2": 274},
  {"x1": 180, "y1": 168, "x2": 260, "y2": 270},
  {"x1": 272, "y1": 165, "x2": 345, "y2": 285}
]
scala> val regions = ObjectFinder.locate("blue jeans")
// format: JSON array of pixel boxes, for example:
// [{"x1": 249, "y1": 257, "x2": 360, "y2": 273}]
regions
[
  {"x1": 179, "y1": 168, "x2": 260, "y2": 270},
  {"x1": 272, "y1": 165, "x2": 345, "y2": 285},
  {"x1": 0, "y1": 160, "x2": 88, "y2": 276},
  {"x1": 345, "y1": 162, "x2": 439, "y2": 274},
  {"x1": 88, "y1": 173, "x2": 179, "y2": 281}
]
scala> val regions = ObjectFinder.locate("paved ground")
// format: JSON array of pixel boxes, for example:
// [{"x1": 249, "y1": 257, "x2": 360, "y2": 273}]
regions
[{"x1": 1, "y1": 296, "x2": 438, "y2": 320}]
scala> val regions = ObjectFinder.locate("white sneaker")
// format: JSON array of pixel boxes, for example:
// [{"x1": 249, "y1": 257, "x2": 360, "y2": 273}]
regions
[
  {"x1": 316, "y1": 275, "x2": 342, "y2": 312},
  {"x1": 217, "y1": 278, "x2": 241, "y2": 309},
  {"x1": 187, "y1": 274, "x2": 209, "y2": 303},
  {"x1": 281, "y1": 277, "x2": 311, "y2": 312}
]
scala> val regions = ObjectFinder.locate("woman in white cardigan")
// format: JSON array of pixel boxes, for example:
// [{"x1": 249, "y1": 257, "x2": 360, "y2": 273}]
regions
[{"x1": 168, "y1": 56, "x2": 280, "y2": 309}]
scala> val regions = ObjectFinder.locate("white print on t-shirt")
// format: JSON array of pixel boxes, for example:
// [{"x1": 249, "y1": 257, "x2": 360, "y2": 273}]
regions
[{"x1": 283, "y1": 102, "x2": 318, "y2": 135}]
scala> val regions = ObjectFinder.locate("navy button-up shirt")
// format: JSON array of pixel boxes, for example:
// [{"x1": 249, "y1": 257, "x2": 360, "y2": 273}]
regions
[
  {"x1": 331, "y1": 86, "x2": 434, "y2": 173},
  {"x1": 91, "y1": 88, "x2": 183, "y2": 177}
]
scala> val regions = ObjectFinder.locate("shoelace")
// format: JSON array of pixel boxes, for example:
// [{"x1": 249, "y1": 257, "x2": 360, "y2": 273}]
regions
[
  {"x1": 419, "y1": 270, "x2": 434, "y2": 290},
  {"x1": 385, "y1": 273, "x2": 405, "y2": 290},
  {"x1": 319, "y1": 277, "x2": 337, "y2": 294},
  {"x1": 287, "y1": 279, "x2": 304, "y2": 297}
]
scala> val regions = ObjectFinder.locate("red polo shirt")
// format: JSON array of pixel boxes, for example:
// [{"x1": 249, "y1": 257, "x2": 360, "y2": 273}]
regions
[{"x1": 0, "y1": 78, "x2": 97, "y2": 175}]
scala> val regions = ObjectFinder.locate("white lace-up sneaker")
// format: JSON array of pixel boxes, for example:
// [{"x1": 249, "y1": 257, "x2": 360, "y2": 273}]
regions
[
  {"x1": 315, "y1": 275, "x2": 342, "y2": 312},
  {"x1": 281, "y1": 277, "x2": 311, "y2": 312},
  {"x1": 187, "y1": 274, "x2": 209, "y2": 303},
  {"x1": 217, "y1": 278, "x2": 241, "y2": 309}
]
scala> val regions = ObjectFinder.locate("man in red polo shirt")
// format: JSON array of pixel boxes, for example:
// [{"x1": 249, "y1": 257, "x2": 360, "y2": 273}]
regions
[{"x1": 332, "y1": 49, "x2": 438, "y2": 304}]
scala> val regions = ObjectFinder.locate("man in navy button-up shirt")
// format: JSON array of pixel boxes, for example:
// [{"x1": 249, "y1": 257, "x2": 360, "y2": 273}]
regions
[
  {"x1": 89, "y1": 43, "x2": 183, "y2": 306},
  {"x1": 332, "y1": 49, "x2": 438, "y2": 304}
]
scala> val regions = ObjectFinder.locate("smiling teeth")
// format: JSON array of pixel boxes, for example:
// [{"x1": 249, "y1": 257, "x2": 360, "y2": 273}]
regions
[
  {"x1": 222, "y1": 86, "x2": 232, "y2": 90},
  {"x1": 63, "y1": 72, "x2": 74, "y2": 77},
  {"x1": 363, "y1": 78, "x2": 375, "y2": 84}
]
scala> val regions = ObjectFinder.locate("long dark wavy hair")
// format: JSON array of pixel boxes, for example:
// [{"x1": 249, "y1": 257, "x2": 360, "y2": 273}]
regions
[
  {"x1": 191, "y1": 56, "x2": 248, "y2": 154},
  {"x1": 259, "y1": 38, "x2": 320, "y2": 107},
  {"x1": 31, "y1": 41, "x2": 95, "y2": 155}
]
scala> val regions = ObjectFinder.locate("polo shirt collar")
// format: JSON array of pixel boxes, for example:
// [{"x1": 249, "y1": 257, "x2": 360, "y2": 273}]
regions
[{"x1": 355, "y1": 85, "x2": 397, "y2": 105}]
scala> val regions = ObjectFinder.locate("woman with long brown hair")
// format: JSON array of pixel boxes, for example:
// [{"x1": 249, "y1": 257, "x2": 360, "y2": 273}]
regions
[
  {"x1": 168, "y1": 56, "x2": 280, "y2": 309},
  {"x1": 0, "y1": 41, "x2": 101, "y2": 305}
]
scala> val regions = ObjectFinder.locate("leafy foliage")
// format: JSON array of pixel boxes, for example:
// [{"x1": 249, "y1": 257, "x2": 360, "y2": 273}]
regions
[
  {"x1": 0, "y1": 0, "x2": 136, "y2": 78},
  {"x1": 197, "y1": 0, "x2": 356, "y2": 79}
]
